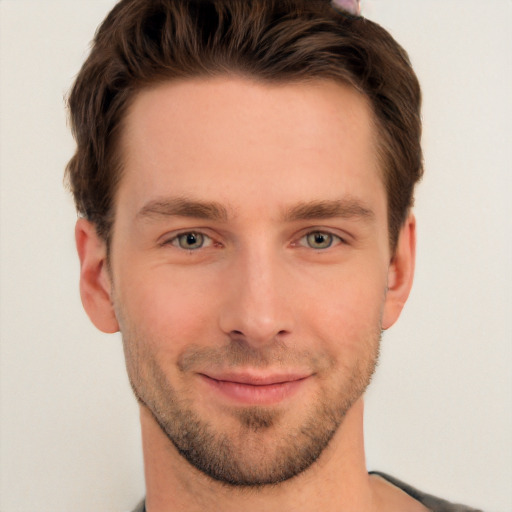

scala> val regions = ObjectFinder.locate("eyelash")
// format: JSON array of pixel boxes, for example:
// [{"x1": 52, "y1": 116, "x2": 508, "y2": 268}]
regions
[
  {"x1": 296, "y1": 231, "x2": 346, "y2": 250},
  {"x1": 163, "y1": 229, "x2": 346, "y2": 251},
  {"x1": 164, "y1": 231, "x2": 214, "y2": 250}
]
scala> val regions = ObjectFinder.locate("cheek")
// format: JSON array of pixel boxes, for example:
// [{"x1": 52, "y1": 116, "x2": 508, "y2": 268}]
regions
[
  {"x1": 115, "y1": 267, "x2": 219, "y2": 356},
  {"x1": 299, "y1": 264, "x2": 386, "y2": 353}
]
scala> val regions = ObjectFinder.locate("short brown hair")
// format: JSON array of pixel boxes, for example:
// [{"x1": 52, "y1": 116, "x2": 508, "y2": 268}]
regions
[{"x1": 65, "y1": 0, "x2": 422, "y2": 250}]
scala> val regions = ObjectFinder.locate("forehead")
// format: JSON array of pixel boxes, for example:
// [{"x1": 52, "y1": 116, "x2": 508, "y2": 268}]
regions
[{"x1": 117, "y1": 77, "x2": 385, "y2": 221}]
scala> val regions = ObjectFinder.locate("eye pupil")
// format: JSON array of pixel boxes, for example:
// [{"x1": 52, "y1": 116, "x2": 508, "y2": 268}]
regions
[
  {"x1": 178, "y1": 232, "x2": 204, "y2": 249},
  {"x1": 306, "y1": 231, "x2": 333, "y2": 249}
]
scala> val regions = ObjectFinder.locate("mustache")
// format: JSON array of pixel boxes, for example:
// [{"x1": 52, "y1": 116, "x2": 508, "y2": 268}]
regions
[{"x1": 177, "y1": 340, "x2": 330, "y2": 373}]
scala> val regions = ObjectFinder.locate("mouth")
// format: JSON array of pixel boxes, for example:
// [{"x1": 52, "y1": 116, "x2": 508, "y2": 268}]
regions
[{"x1": 198, "y1": 372, "x2": 311, "y2": 405}]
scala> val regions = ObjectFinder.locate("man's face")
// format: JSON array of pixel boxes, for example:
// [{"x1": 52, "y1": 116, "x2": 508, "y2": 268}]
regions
[{"x1": 108, "y1": 77, "x2": 396, "y2": 485}]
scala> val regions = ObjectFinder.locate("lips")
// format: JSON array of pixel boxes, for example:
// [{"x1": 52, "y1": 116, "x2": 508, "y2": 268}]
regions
[
  {"x1": 199, "y1": 372, "x2": 311, "y2": 405},
  {"x1": 204, "y1": 372, "x2": 309, "y2": 386}
]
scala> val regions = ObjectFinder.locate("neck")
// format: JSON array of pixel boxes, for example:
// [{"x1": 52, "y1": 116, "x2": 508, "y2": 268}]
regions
[{"x1": 141, "y1": 398, "x2": 379, "y2": 512}]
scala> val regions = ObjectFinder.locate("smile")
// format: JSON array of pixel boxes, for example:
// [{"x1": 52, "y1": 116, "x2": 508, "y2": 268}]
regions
[{"x1": 199, "y1": 372, "x2": 311, "y2": 405}]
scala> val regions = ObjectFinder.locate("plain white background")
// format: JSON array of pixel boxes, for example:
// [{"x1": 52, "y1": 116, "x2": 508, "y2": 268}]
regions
[{"x1": 0, "y1": 1, "x2": 511, "y2": 511}]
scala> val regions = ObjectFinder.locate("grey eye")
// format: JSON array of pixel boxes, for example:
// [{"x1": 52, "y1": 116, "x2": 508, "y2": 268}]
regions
[
  {"x1": 306, "y1": 232, "x2": 334, "y2": 249},
  {"x1": 177, "y1": 232, "x2": 205, "y2": 249}
]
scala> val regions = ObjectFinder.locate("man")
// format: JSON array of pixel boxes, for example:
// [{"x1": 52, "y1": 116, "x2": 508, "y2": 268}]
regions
[{"x1": 65, "y1": 0, "x2": 481, "y2": 510}]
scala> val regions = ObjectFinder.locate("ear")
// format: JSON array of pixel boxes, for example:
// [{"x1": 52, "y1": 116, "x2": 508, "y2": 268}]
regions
[
  {"x1": 75, "y1": 218, "x2": 119, "y2": 333},
  {"x1": 382, "y1": 213, "x2": 416, "y2": 330}
]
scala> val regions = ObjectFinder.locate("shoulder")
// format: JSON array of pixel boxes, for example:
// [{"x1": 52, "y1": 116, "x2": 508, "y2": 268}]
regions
[{"x1": 370, "y1": 471, "x2": 484, "y2": 512}]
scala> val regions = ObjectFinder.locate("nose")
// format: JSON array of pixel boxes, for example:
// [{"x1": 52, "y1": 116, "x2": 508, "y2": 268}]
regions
[{"x1": 218, "y1": 245, "x2": 294, "y2": 347}]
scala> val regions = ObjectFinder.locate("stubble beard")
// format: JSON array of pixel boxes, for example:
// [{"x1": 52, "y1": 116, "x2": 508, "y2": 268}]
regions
[{"x1": 121, "y1": 326, "x2": 381, "y2": 487}]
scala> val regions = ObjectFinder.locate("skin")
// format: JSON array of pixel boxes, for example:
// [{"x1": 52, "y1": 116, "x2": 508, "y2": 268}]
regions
[{"x1": 76, "y1": 77, "x2": 423, "y2": 511}]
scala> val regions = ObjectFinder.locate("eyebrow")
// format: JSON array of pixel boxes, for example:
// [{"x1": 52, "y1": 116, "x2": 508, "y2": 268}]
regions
[
  {"x1": 283, "y1": 199, "x2": 375, "y2": 223},
  {"x1": 136, "y1": 197, "x2": 229, "y2": 222},
  {"x1": 136, "y1": 196, "x2": 375, "y2": 224}
]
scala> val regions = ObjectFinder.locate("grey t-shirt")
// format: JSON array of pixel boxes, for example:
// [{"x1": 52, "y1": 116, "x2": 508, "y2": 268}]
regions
[
  {"x1": 370, "y1": 472, "x2": 483, "y2": 512},
  {"x1": 130, "y1": 472, "x2": 483, "y2": 511}
]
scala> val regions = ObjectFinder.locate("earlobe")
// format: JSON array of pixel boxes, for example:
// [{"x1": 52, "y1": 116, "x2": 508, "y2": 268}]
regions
[
  {"x1": 382, "y1": 213, "x2": 416, "y2": 330},
  {"x1": 75, "y1": 218, "x2": 120, "y2": 333}
]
